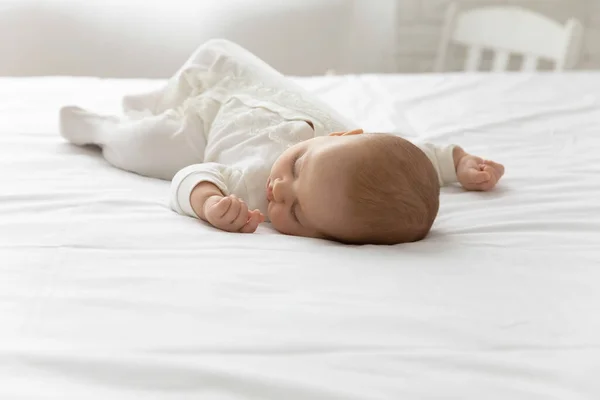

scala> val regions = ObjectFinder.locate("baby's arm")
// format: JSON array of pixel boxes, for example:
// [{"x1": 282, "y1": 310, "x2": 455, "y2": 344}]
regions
[{"x1": 170, "y1": 163, "x2": 264, "y2": 233}]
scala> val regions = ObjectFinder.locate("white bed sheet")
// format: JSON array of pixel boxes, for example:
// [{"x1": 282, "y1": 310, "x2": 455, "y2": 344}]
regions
[{"x1": 1, "y1": 73, "x2": 600, "y2": 400}]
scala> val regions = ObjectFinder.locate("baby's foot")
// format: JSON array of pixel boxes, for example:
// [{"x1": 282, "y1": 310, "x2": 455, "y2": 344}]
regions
[{"x1": 59, "y1": 106, "x2": 119, "y2": 146}]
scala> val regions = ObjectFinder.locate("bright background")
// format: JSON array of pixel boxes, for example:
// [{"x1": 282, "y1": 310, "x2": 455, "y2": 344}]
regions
[{"x1": 0, "y1": 0, "x2": 598, "y2": 77}]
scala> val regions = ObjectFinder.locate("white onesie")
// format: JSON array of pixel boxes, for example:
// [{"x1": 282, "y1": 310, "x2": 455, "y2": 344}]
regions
[{"x1": 59, "y1": 39, "x2": 457, "y2": 221}]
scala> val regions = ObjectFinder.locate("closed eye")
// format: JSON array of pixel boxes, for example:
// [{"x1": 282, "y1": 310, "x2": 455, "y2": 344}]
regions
[
  {"x1": 292, "y1": 153, "x2": 301, "y2": 178},
  {"x1": 291, "y1": 152, "x2": 303, "y2": 224},
  {"x1": 291, "y1": 202, "x2": 300, "y2": 223}
]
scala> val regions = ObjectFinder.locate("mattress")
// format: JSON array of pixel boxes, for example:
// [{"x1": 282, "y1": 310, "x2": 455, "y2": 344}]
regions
[{"x1": 1, "y1": 73, "x2": 599, "y2": 399}]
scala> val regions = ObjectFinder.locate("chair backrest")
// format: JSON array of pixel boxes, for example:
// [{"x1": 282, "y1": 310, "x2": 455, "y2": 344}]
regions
[{"x1": 434, "y1": 3, "x2": 584, "y2": 72}]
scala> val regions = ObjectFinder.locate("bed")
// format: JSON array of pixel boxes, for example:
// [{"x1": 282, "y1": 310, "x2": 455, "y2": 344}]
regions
[{"x1": 1, "y1": 73, "x2": 599, "y2": 399}]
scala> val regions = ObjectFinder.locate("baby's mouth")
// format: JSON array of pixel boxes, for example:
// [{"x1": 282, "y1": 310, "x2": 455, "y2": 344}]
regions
[{"x1": 266, "y1": 178, "x2": 274, "y2": 202}]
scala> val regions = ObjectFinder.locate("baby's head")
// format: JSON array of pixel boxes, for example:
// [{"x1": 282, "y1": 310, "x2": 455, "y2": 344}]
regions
[{"x1": 266, "y1": 131, "x2": 440, "y2": 244}]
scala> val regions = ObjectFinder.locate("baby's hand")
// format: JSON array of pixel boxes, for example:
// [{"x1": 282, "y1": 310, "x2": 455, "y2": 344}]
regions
[
  {"x1": 454, "y1": 147, "x2": 505, "y2": 191},
  {"x1": 203, "y1": 195, "x2": 265, "y2": 233}
]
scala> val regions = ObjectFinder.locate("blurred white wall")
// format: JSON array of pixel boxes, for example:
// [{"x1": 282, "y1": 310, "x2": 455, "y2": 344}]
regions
[
  {"x1": 0, "y1": 0, "x2": 398, "y2": 77},
  {"x1": 0, "y1": 0, "x2": 597, "y2": 77}
]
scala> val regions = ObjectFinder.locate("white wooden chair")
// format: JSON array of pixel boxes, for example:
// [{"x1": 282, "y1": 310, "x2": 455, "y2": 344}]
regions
[{"x1": 434, "y1": 3, "x2": 584, "y2": 72}]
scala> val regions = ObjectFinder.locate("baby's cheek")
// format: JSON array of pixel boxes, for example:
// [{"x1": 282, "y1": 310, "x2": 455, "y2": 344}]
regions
[
  {"x1": 269, "y1": 209, "x2": 290, "y2": 234},
  {"x1": 267, "y1": 207, "x2": 281, "y2": 227}
]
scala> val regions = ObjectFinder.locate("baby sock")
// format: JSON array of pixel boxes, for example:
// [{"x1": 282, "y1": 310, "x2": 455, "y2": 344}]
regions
[{"x1": 59, "y1": 106, "x2": 126, "y2": 146}]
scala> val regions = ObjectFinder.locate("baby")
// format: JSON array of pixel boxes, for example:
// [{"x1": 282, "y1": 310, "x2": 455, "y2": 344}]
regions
[{"x1": 60, "y1": 39, "x2": 504, "y2": 245}]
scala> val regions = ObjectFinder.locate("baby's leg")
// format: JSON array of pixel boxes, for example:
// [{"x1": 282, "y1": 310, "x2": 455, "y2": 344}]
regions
[
  {"x1": 122, "y1": 42, "x2": 223, "y2": 115},
  {"x1": 122, "y1": 39, "x2": 286, "y2": 115},
  {"x1": 60, "y1": 106, "x2": 204, "y2": 180}
]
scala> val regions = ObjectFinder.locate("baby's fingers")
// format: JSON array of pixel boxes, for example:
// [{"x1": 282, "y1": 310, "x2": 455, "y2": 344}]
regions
[
  {"x1": 211, "y1": 196, "x2": 232, "y2": 218},
  {"x1": 469, "y1": 165, "x2": 499, "y2": 191},
  {"x1": 222, "y1": 196, "x2": 242, "y2": 224},
  {"x1": 229, "y1": 198, "x2": 249, "y2": 230},
  {"x1": 467, "y1": 168, "x2": 491, "y2": 184},
  {"x1": 240, "y1": 212, "x2": 261, "y2": 233},
  {"x1": 483, "y1": 160, "x2": 505, "y2": 178},
  {"x1": 250, "y1": 209, "x2": 266, "y2": 223}
]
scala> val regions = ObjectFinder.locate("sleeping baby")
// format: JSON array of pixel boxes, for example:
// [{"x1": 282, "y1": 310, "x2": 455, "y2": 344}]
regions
[{"x1": 59, "y1": 39, "x2": 504, "y2": 245}]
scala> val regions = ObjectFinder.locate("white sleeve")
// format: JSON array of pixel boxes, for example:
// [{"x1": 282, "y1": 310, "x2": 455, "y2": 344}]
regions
[
  {"x1": 417, "y1": 143, "x2": 458, "y2": 187},
  {"x1": 170, "y1": 162, "x2": 238, "y2": 218}
]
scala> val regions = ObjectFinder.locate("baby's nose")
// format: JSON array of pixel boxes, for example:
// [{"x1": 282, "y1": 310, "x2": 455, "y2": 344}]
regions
[{"x1": 272, "y1": 179, "x2": 286, "y2": 203}]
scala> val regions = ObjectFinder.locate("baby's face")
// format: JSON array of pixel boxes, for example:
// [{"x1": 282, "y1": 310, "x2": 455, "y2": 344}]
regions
[{"x1": 266, "y1": 135, "x2": 359, "y2": 239}]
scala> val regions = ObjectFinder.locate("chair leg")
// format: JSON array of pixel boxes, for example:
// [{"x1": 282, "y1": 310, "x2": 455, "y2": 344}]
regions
[{"x1": 434, "y1": 1, "x2": 460, "y2": 72}]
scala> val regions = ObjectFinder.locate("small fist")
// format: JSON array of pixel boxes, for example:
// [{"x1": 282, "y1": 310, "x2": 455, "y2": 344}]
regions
[
  {"x1": 203, "y1": 195, "x2": 265, "y2": 233},
  {"x1": 456, "y1": 151, "x2": 505, "y2": 192}
]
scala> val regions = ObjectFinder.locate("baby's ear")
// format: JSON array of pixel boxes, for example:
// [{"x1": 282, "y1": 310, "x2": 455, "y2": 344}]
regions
[{"x1": 329, "y1": 129, "x2": 364, "y2": 137}]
